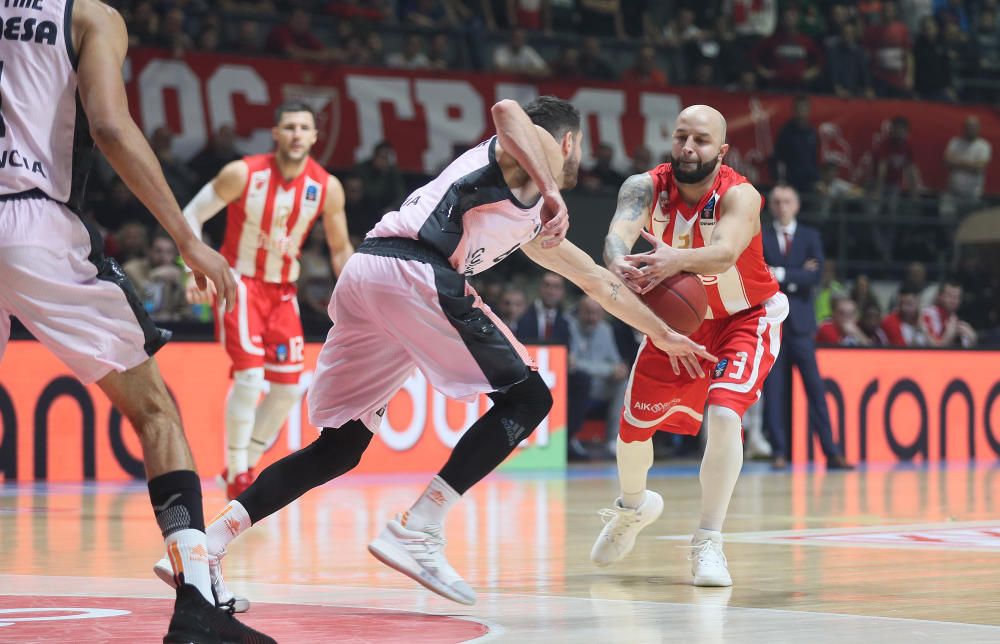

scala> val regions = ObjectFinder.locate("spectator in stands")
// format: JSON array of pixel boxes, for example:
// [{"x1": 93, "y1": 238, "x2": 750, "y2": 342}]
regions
[
  {"x1": 387, "y1": 33, "x2": 432, "y2": 69},
  {"x1": 817, "y1": 296, "x2": 874, "y2": 345},
  {"x1": 124, "y1": 234, "x2": 188, "y2": 322},
  {"x1": 858, "y1": 301, "x2": 889, "y2": 345},
  {"x1": 343, "y1": 175, "x2": 380, "y2": 245},
  {"x1": 902, "y1": 261, "x2": 937, "y2": 306},
  {"x1": 828, "y1": 21, "x2": 875, "y2": 97},
  {"x1": 701, "y1": 14, "x2": 753, "y2": 86},
  {"x1": 850, "y1": 274, "x2": 879, "y2": 312},
  {"x1": 356, "y1": 141, "x2": 406, "y2": 213},
  {"x1": 505, "y1": 0, "x2": 543, "y2": 30},
  {"x1": 815, "y1": 161, "x2": 864, "y2": 218},
  {"x1": 937, "y1": 0, "x2": 971, "y2": 33},
  {"x1": 497, "y1": 288, "x2": 529, "y2": 332},
  {"x1": 580, "y1": 143, "x2": 626, "y2": 194},
  {"x1": 865, "y1": 1, "x2": 914, "y2": 97},
  {"x1": 626, "y1": 145, "x2": 653, "y2": 177},
  {"x1": 662, "y1": 8, "x2": 704, "y2": 53},
  {"x1": 198, "y1": 25, "x2": 221, "y2": 52},
  {"x1": 428, "y1": 32, "x2": 458, "y2": 70},
  {"x1": 157, "y1": 7, "x2": 194, "y2": 56},
  {"x1": 943, "y1": 19, "x2": 975, "y2": 86},
  {"x1": 493, "y1": 28, "x2": 549, "y2": 76},
  {"x1": 915, "y1": 16, "x2": 958, "y2": 101},
  {"x1": 940, "y1": 116, "x2": 993, "y2": 218},
  {"x1": 899, "y1": 0, "x2": 934, "y2": 34},
  {"x1": 266, "y1": 8, "x2": 339, "y2": 62},
  {"x1": 922, "y1": 280, "x2": 978, "y2": 347},
  {"x1": 578, "y1": 36, "x2": 617, "y2": 81},
  {"x1": 724, "y1": 0, "x2": 778, "y2": 38},
  {"x1": 752, "y1": 6, "x2": 824, "y2": 90},
  {"x1": 189, "y1": 125, "x2": 240, "y2": 188},
  {"x1": 231, "y1": 20, "x2": 264, "y2": 56},
  {"x1": 550, "y1": 45, "x2": 582, "y2": 78},
  {"x1": 872, "y1": 116, "x2": 920, "y2": 257},
  {"x1": 577, "y1": 0, "x2": 625, "y2": 38},
  {"x1": 762, "y1": 184, "x2": 852, "y2": 470},
  {"x1": 114, "y1": 221, "x2": 150, "y2": 265},
  {"x1": 815, "y1": 258, "x2": 845, "y2": 323},
  {"x1": 103, "y1": 179, "x2": 151, "y2": 230},
  {"x1": 544, "y1": 0, "x2": 578, "y2": 34},
  {"x1": 128, "y1": 1, "x2": 160, "y2": 48},
  {"x1": 401, "y1": 0, "x2": 458, "y2": 28},
  {"x1": 881, "y1": 284, "x2": 931, "y2": 346},
  {"x1": 773, "y1": 96, "x2": 820, "y2": 195},
  {"x1": 621, "y1": 45, "x2": 667, "y2": 85},
  {"x1": 567, "y1": 297, "x2": 627, "y2": 461},
  {"x1": 515, "y1": 271, "x2": 571, "y2": 345},
  {"x1": 150, "y1": 127, "x2": 197, "y2": 205}
]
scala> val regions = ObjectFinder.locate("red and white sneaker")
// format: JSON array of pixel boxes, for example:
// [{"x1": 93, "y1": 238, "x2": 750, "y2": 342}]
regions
[{"x1": 220, "y1": 468, "x2": 255, "y2": 501}]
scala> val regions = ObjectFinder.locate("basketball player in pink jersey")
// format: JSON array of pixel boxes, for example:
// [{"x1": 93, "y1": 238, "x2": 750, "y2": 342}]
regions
[
  {"x1": 591, "y1": 105, "x2": 788, "y2": 587},
  {"x1": 155, "y1": 96, "x2": 715, "y2": 609},
  {"x1": 180, "y1": 102, "x2": 352, "y2": 500},
  {"x1": 0, "y1": 0, "x2": 273, "y2": 641}
]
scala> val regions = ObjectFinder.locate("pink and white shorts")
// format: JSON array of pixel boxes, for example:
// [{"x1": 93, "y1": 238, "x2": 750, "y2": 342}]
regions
[
  {"x1": 0, "y1": 193, "x2": 167, "y2": 384},
  {"x1": 307, "y1": 239, "x2": 536, "y2": 432}
]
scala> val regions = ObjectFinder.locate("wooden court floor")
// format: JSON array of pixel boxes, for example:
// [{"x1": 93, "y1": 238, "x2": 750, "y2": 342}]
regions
[{"x1": 2, "y1": 462, "x2": 1000, "y2": 642}]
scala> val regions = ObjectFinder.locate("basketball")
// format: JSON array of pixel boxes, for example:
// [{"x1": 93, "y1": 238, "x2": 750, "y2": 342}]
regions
[{"x1": 640, "y1": 273, "x2": 708, "y2": 336}]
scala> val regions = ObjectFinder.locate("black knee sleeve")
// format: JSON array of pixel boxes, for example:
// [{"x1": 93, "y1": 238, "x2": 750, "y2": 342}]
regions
[{"x1": 488, "y1": 370, "x2": 553, "y2": 445}]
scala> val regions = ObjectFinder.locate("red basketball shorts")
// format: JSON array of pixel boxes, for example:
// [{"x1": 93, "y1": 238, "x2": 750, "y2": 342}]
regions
[
  {"x1": 215, "y1": 274, "x2": 304, "y2": 384},
  {"x1": 620, "y1": 292, "x2": 788, "y2": 442}
]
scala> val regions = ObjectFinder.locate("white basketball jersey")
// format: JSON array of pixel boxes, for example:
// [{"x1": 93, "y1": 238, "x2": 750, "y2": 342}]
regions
[
  {"x1": 0, "y1": 0, "x2": 89, "y2": 205},
  {"x1": 369, "y1": 137, "x2": 544, "y2": 276}
]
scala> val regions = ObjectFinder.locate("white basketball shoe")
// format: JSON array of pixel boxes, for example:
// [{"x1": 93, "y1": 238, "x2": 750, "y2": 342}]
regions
[
  {"x1": 154, "y1": 546, "x2": 250, "y2": 613},
  {"x1": 689, "y1": 530, "x2": 733, "y2": 587},
  {"x1": 368, "y1": 515, "x2": 476, "y2": 605},
  {"x1": 590, "y1": 490, "x2": 664, "y2": 567}
]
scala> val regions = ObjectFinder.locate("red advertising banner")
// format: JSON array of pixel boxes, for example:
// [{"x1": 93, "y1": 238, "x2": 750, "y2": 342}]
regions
[
  {"x1": 0, "y1": 341, "x2": 566, "y2": 482},
  {"x1": 791, "y1": 349, "x2": 1000, "y2": 464},
  {"x1": 124, "y1": 49, "x2": 1000, "y2": 193}
]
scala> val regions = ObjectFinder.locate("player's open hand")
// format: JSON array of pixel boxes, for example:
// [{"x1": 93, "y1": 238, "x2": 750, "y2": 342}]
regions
[
  {"x1": 650, "y1": 328, "x2": 717, "y2": 379},
  {"x1": 624, "y1": 229, "x2": 686, "y2": 294},
  {"x1": 539, "y1": 190, "x2": 569, "y2": 249},
  {"x1": 185, "y1": 273, "x2": 217, "y2": 306},
  {"x1": 179, "y1": 239, "x2": 236, "y2": 313}
]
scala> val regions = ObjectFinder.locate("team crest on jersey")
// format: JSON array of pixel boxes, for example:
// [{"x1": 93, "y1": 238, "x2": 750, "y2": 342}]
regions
[
  {"x1": 275, "y1": 344, "x2": 289, "y2": 362},
  {"x1": 713, "y1": 358, "x2": 729, "y2": 379},
  {"x1": 305, "y1": 185, "x2": 318, "y2": 202},
  {"x1": 656, "y1": 191, "x2": 671, "y2": 218},
  {"x1": 700, "y1": 193, "x2": 718, "y2": 224}
]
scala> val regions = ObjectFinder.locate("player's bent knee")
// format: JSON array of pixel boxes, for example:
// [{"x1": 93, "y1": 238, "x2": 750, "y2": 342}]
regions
[
  {"x1": 233, "y1": 367, "x2": 266, "y2": 389},
  {"x1": 315, "y1": 421, "x2": 373, "y2": 471},
  {"x1": 706, "y1": 405, "x2": 742, "y2": 432},
  {"x1": 495, "y1": 371, "x2": 552, "y2": 430}
]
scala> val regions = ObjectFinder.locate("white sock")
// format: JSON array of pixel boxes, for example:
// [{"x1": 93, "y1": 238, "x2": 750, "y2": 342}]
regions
[
  {"x1": 403, "y1": 476, "x2": 460, "y2": 532},
  {"x1": 617, "y1": 436, "x2": 653, "y2": 508},
  {"x1": 698, "y1": 405, "x2": 744, "y2": 532},
  {"x1": 226, "y1": 369, "x2": 263, "y2": 481},
  {"x1": 247, "y1": 383, "x2": 301, "y2": 468},
  {"x1": 205, "y1": 500, "x2": 252, "y2": 555},
  {"x1": 165, "y1": 529, "x2": 213, "y2": 603},
  {"x1": 693, "y1": 527, "x2": 722, "y2": 543}
]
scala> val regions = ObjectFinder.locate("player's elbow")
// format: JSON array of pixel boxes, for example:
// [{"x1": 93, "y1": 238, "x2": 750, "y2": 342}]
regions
[
  {"x1": 90, "y1": 120, "x2": 126, "y2": 148},
  {"x1": 491, "y1": 99, "x2": 520, "y2": 120}
]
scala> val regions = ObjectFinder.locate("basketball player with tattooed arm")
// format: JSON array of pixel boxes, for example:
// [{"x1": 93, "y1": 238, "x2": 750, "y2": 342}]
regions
[
  {"x1": 591, "y1": 105, "x2": 788, "y2": 587},
  {"x1": 0, "y1": 0, "x2": 273, "y2": 641},
  {"x1": 154, "y1": 96, "x2": 715, "y2": 608},
  {"x1": 179, "y1": 102, "x2": 352, "y2": 501}
]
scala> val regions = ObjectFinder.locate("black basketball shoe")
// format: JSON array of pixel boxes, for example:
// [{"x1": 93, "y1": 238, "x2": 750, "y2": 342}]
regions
[{"x1": 163, "y1": 584, "x2": 275, "y2": 644}]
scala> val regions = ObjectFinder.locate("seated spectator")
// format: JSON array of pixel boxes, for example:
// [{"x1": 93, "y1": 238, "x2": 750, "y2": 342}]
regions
[
  {"x1": 815, "y1": 161, "x2": 864, "y2": 211},
  {"x1": 865, "y1": 1, "x2": 914, "y2": 98},
  {"x1": 566, "y1": 297, "x2": 627, "y2": 460},
  {"x1": 901, "y1": 261, "x2": 937, "y2": 307},
  {"x1": 266, "y1": 8, "x2": 339, "y2": 62},
  {"x1": 850, "y1": 274, "x2": 879, "y2": 312},
  {"x1": 578, "y1": 37, "x2": 617, "y2": 81},
  {"x1": 157, "y1": 7, "x2": 195, "y2": 56},
  {"x1": 496, "y1": 287, "x2": 529, "y2": 332},
  {"x1": 724, "y1": 0, "x2": 778, "y2": 38},
  {"x1": 914, "y1": 16, "x2": 957, "y2": 101},
  {"x1": 113, "y1": 221, "x2": 150, "y2": 265},
  {"x1": 493, "y1": 28, "x2": 549, "y2": 76},
  {"x1": 621, "y1": 45, "x2": 667, "y2": 84},
  {"x1": 940, "y1": 116, "x2": 993, "y2": 218},
  {"x1": 858, "y1": 301, "x2": 889, "y2": 345},
  {"x1": 123, "y1": 234, "x2": 187, "y2": 322},
  {"x1": 579, "y1": 143, "x2": 625, "y2": 194},
  {"x1": 922, "y1": 280, "x2": 978, "y2": 347},
  {"x1": 625, "y1": 145, "x2": 653, "y2": 177},
  {"x1": 355, "y1": 141, "x2": 407, "y2": 212},
  {"x1": 549, "y1": 46, "x2": 582, "y2": 79},
  {"x1": 814, "y1": 258, "x2": 846, "y2": 323},
  {"x1": 828, "y1": 21, "x2": 875, "y2": 97},
  {"x1": 881, "y1": 284, "x2": 931, "y2": 346},
  {"x1": 752, "y1": 6, "x2": 824, "y2": 90},
  {"x1": 387, "y1": 33, "x2": 432, "y2": 69},
  {"x1": 816, "y1": 296, "x2": 873, "y2": 345},
  {"x1": 428, "y1": 32, "x2": 457, "y2": 70},
  {"x1": 230, "y1": 20, "x2": 264, "y2": 56}
]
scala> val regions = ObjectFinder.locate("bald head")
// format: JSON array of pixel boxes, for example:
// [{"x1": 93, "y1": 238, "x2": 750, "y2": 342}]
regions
[
  {"x1": 672, "y1": 104, "x2": 729, "y2": 185},
  {"x1": 676, "y1": 105, "x2": 727, "y2": 143}
]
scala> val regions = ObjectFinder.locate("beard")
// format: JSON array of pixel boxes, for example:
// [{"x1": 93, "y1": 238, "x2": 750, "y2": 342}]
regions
[{"x1": 673, "y1": 156, "x2": 719, "y2": 184}]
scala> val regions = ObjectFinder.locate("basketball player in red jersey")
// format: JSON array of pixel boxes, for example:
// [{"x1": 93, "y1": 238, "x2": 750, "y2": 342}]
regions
[
  {"x1": 181, "y1": 102, "x2": 352, "y2": 500},
  {"x1": 590, "y1": 105, "x2": 789, "y2": 587}
]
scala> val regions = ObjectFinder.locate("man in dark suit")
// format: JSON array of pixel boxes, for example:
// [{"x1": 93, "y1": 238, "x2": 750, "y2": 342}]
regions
[
  {"x1": 762, "y1": 185, "x2": 852, "y2": 470},
  {"x1": 515, "y1": 271, "x2": 572, "y2": 345}
]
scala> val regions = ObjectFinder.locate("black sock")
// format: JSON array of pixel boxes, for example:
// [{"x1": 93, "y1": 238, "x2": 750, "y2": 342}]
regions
[
  {"x1": 439, "y1": 371, "x2": 552, "y2": 494},
  {"x1": 147, "y1": 469, "x2": 205, "y2": 537},
  {"x1": 237, "y1": 420, "x2": 373, "y2": 524}
]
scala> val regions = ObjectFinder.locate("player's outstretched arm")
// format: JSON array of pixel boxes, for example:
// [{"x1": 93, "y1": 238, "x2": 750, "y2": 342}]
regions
[
  {"x1": 625, "y1": 183, "x2": 760, "y2": 291},
  {"x1": 491, "y1": 100, "x2": 568, "y2": 248},
  {"x1": 604, "y1": 173, "x2": 654, "y2": 290},
  {"x1": 521, "y1": 237, "x2": 716, "y2": 377},
  {"x1": 322, "y1": 175, "x2": 354, "y2": 277},
  {"x1": 74, "y1": 0, "x2": 235, "y2": 311},
  {"x1": 182, "y1": 161, "x2": 248, "y2": 241}
]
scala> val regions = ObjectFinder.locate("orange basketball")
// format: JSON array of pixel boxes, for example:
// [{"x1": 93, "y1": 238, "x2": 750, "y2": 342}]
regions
[{"x1": 639, "y1": 273, "x2": 708, "y2": 336}]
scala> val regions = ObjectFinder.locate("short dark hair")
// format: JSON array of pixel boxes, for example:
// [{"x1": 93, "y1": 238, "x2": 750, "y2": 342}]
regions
[
  {"x1": 274, "y1": 101, "x2": 316, "y2": 125},
  {"x1": 522, "y1": 96, "x2": 581, "y2": 138},
  {"x1": 898, "y1": 284, "x2": 922, "y2": 298}
]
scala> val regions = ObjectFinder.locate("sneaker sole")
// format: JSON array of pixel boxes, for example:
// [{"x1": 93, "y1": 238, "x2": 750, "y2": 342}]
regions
[
  {"x1": 368, "y1": 536, "x2": 475, "y2": 606},
  {"x1": 153, "y1": 560, "x2": 251, "y2": 613},
  {"x1": 591, "y1": 492, "x2": 665, "y2": 567},
  {"x1": 693, "y1": 574, "x2": 733, "y2": 587}
]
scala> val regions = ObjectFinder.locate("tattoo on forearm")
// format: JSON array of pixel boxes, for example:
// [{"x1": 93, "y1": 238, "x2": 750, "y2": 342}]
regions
[
  {"x1": 609, "y1": 281, "x2": 621, "y2": 301},
  {"x1": 604, "y1": 233, "x2": 631, "y2": 264}
]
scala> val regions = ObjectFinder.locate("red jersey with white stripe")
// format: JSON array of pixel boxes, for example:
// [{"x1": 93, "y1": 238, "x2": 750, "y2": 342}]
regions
[
  {"x1": 220, "y1": 153, "x2": 330, "y2": 284},
  {"x1": 646, "y1": 163, "x2": 778, "y2": 319}
]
